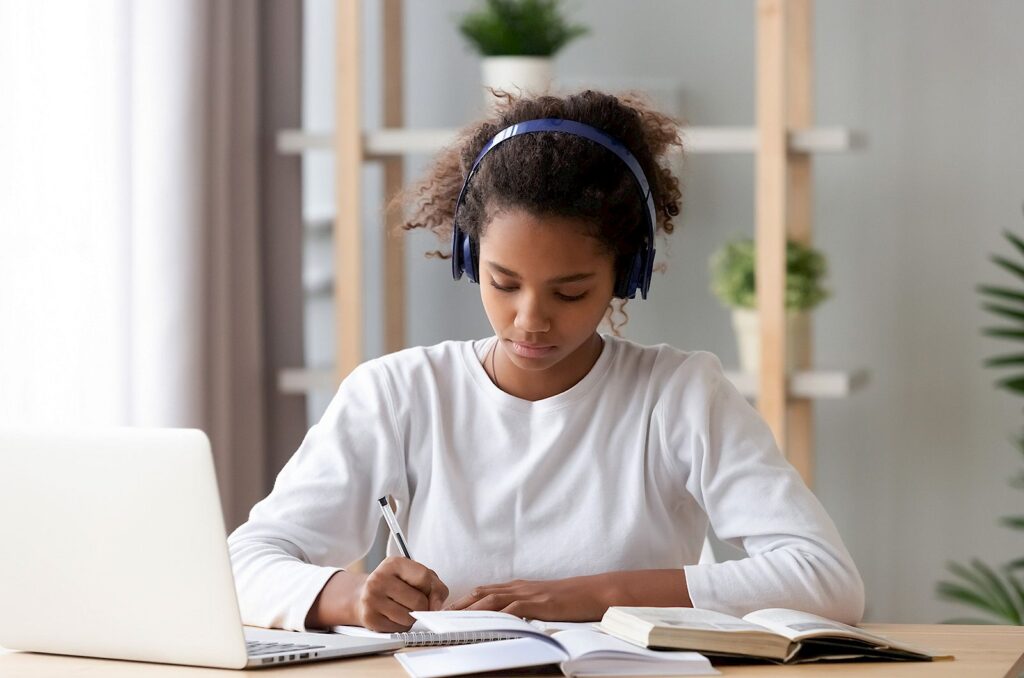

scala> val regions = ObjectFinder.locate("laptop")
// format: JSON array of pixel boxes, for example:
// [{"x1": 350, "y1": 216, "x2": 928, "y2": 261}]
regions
[{"x1": 0, "y1": 428, "x2": 402, "y2": 669}]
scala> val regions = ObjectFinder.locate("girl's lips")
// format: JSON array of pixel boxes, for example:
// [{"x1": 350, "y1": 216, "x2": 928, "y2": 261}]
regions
[{"x1": 510, "y1": 341, "x2": 556, "y2": 359}]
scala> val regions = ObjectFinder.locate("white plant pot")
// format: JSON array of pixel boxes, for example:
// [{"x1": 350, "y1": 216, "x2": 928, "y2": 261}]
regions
[
  {"x1": 481, "y1": 56, "x2": 553, "y2": 107},
  {"x1": 731, "y1": 308, "x2": 809, "y2": 374}
]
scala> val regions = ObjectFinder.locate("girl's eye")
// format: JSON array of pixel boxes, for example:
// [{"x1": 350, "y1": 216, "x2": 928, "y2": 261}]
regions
[{"x1": 489, "y1": 281, "x2": 587, "y2": 302}]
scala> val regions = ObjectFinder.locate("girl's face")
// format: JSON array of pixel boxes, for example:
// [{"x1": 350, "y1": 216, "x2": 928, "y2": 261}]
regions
[{"x1": 477, "y1": 208, "x2": 616, "y2": 389}]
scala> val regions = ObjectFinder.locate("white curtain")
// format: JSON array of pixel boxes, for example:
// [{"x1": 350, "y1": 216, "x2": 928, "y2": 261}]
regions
[
  {"x1": 0, "y1": 0, "x2": 304, "y2": 530},
  {"x1": 0, "y1": 1, "x2": 132, "y2": 425}
]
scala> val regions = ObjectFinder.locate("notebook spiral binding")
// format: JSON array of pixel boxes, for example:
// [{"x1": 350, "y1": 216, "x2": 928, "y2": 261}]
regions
[{"x1": 394, "y1": 631, "x2": 521, "y2": 647}]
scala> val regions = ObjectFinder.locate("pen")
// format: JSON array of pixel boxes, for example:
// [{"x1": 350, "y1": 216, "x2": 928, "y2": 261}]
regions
[{"x1": 377, "y1": 496, "x2": 413, "y2": 559}]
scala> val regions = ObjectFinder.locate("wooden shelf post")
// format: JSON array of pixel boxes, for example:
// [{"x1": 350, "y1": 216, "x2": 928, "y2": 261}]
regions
[
  {"x1": 756, "y1": 0, "x2": 815, "y2": 486},
  {"x1": 335, "y1": 0, "x2": 364, "y2": 381},
  {"x1": 382, "y1": 0, "x2": 406, "y2": 354}
]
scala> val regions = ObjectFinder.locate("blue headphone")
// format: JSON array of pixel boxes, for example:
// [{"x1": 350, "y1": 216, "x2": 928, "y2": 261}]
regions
[{"x1": 450, "y1": 118, "x2": 657, "y2": 300}]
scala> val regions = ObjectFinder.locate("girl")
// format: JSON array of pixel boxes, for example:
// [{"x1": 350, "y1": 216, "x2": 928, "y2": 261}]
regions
[{"x1": 228, "y1": 90, "x2": 864, "y2": 633}]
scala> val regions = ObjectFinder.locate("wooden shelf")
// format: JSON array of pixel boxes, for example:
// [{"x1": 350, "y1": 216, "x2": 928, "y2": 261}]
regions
[
  {"x1": 277, "y1": 126, "x2": 862, "y2": 157},
  {"x1": 278, "y1": 367, "x2": 336, "y2": 394},
  {"x1": 279, "y1": 366, "x2": 869, "y2": 399},
  {"x1": 300, "y1": 0, "x2": 863, "y2": 487},
  {"x1": 723, "y1": 369, "x2": 869, "y2": 399}
]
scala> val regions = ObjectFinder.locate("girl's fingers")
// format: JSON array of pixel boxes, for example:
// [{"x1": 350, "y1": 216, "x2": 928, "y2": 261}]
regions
[
  {"x1": 444, "y1": 594, "x2": 473, "y2": 611},
  {"x1": 368, "y1": 591, "x2": 417, "y2": 629},
  {"x1": 465, "y1": 593, "x2": 516, "y2": 611},
  {"x1": 385, "y1": 558, "x2": 449, "y2": 609},
  {"x1": 428, "y1": 579, "x2": 450, "y2": 610},
  {"x1": 445, "y1": 585, "x2": 491, "y2": 610},
  {"x1": 385, "y1": 579, "x2": 430, "y2": 613},
  {"x1": 501, "y1": 599, "x2": 544, "y2": 619},
  {"x1": 390, "y1": 558, "x2": 433, "y2": 588},
  {"x1": 444, "y1": 581, "x2": 533, "y2": 610}
]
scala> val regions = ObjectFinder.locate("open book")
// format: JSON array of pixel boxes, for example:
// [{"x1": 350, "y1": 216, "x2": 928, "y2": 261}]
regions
[
  {"x1": 394, "y1": 610, "x2": 718, "y2": 677},
  {"x1": 600, "y1": 607, "x2": 953, "y2": 664}
]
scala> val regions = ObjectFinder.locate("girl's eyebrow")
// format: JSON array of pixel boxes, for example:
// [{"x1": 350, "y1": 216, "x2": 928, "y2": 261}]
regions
[{"x1": 487, "y1": 261, "x2": 595, "y2": 284}]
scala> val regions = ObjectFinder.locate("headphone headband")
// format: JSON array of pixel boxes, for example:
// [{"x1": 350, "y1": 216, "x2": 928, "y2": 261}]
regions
[{"x1": 450, "y1": 118, "x2": 657, "y2": 300}]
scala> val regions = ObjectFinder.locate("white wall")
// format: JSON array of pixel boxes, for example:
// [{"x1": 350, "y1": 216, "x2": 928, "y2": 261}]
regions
[{"x1": 301, "y1": 0, "x2": 1024, "y2": 623}]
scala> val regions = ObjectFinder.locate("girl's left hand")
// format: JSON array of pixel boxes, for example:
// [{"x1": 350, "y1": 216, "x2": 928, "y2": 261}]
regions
[{"x1": 444, "y1": 574, "x2": 612, "y2": 621}]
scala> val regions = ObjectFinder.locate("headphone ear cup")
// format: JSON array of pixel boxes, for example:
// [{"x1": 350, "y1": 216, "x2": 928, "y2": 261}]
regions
[
  {"x1": 616, "y1": 251, "x2": 642, "y2": 299},
  {"x1": 451, "y1": 222, "x2": 465, "y2": 280},
  {"x1": 464, "y1": 234, "x2": 478, "y2": 283}
]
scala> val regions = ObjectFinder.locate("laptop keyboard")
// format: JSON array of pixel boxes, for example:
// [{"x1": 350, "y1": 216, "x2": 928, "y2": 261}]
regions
[{"x1": 246, "y1": 640, "x2": 327, "y2": 657}]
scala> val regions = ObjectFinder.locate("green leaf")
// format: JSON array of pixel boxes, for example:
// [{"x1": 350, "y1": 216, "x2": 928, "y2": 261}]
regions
[
  {"x1": 708, "y1": 237, "x2": 828, "y2": 311},
  {"x1": 994, "y1": 375, "x2": 1024, "y2": 396},
  {"x1": 457, "y1": 0, "x2": 588, "y2": 56},
  {"x1": 983, "y1": 303, "x2": 1024, "y2": 324},
  {"x1": 999, "y1": 516, "x2": 1024, "y2": 530},
  {"x1": 984, "y1": 354, "x2": 1024, "y2": 368},
  {"x1": 941, "y1": 562, "x2": 1007, "y2": 618},
  {"x1": 977, "y1": 284, "x2": 1024, "y2": 306},
  {"x1": 936, "y1": 580, "x2": 1008, "y2": 621},
  {"x1": 1008, "y1": 557, "x2": 1024, "y2": 571},
  {"x1": 991, "y1": 254, "x2": 1024, "y2": 283},
  {"x1": 1003, "y1": 570, "x2": 1024, "y2": 622},
  {"x1": 944, "y1": 561, "x2": 1019, "y2": 623},
  {"x1": 1003, "y1": 229, "x2": 1024, "y2": 261},
  {"x1": 970, "y1": 560, "x2": 1022, "y2": 624},
  {"x1": 982, "y1": 327, "x2": 1024, "y2": 340}
]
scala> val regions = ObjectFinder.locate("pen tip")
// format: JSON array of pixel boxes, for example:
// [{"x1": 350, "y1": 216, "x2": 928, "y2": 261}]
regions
[{"x1": 378, "y1": 496, "x2": 388, "y2": 506}]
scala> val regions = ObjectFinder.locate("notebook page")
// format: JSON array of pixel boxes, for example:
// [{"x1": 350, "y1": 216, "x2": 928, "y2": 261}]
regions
[{"x1": 410, "y1": 610, "x2": 548, "y2": 639}]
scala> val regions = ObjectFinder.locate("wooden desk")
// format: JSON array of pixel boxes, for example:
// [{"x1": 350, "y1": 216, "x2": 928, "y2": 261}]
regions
[{"x1": 2, "y1": 625, "x2": 1022, "y2": 677}]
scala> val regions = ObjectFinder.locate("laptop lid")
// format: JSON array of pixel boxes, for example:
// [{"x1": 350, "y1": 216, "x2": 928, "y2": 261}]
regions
[{"x1": 0, "y1": 428, "x2": 253, "y2": 668}]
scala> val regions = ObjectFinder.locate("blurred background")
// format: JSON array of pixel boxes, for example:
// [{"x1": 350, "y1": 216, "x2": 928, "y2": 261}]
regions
[{"x1": 1, "y1": 0, "x2": 1023, "y2": 626}]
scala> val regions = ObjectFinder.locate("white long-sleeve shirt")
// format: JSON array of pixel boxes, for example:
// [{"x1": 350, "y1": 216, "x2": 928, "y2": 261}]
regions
[{"x1": 228, "y1": 335, "x2": 864, "y2": 631}]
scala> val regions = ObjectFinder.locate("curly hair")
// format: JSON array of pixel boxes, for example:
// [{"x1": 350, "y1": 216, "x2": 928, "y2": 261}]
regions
[{"x1": 395, "y1": 89, "x2": 684, "y2": 333}]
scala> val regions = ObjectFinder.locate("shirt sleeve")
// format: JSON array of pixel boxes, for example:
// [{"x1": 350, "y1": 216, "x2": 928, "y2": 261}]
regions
[
  {"x1": 227, "y1": 360, "x2": 406, "y2": 631},
  {"x1": 673, "y1": 352, "x2": 865, "y2": 624}
]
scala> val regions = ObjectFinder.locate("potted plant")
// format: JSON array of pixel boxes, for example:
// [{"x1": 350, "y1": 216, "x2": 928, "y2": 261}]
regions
[
  {"x1": 709, "y1": 237, "x2": 829, "y2": 374},
  {"x1": 457, "y1": 0, "x2": 588, "y2": 106},
  {"x1": 934, "y1": 221, "x2": 1024, "y2": 624}
]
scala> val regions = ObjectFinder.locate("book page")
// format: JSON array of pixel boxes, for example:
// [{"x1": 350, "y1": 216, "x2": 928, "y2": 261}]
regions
[
  {"x1": 530, "y1": 620, "x2": 600, "y2": 634},
  {"x1": 743, "y1": 609, "x2": 898, "y2": 645},
  {"x1": 615, "y1": 606, "x2": 773, "y2": 633},
  {"x1": 553, "y1": 628, "x2": 713, "y2": 662}
]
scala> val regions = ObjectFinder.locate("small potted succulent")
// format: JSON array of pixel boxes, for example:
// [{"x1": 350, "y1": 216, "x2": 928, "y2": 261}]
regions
[
  {"x1": 457, "y1": 0, "x2": 588, "y2": 106},
  {"x1": 710, "y1": 237, "x2": 829, "y2": 373}
]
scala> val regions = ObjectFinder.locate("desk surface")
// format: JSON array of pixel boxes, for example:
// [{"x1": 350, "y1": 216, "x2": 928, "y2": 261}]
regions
[{"x1": 2, "y1": 624, "x2": 1023, "y2": 678}]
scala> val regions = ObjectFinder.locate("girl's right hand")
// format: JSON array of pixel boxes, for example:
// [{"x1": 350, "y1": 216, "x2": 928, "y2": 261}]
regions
[
  {"x1": 355, "y1": 557, "x2": 450, "y2": 631},
  {"x1": 306, "y1": 557, "x2": 449, "y2": 632}
]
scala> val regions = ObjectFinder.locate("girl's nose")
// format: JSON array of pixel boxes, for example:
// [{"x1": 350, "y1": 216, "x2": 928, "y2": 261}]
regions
[{"x1": 514, "y1": 293, "x2": 551, "y2": 334}]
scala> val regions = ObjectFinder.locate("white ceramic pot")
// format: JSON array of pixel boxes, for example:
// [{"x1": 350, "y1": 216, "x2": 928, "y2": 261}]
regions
[
  {"x1": 731, "y1": 308, "x2": 809, "y2": 374},
  {"x1": 481, "y1": 56, "x2": 553, "y2": 107}
]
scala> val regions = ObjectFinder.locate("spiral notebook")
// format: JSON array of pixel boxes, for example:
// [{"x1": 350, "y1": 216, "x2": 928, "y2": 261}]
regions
[{"x1": 332, "y1": 619, "x2": 598, "y2": 647}]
